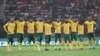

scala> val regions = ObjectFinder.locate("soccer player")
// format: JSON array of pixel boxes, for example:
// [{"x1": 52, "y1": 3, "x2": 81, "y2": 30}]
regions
[
  {"x1": 3, "y1": 17, "x2": 16, "y2": 52},
  {"x1": 26, "y1": 18, "x2": 35, "y2": 50},
  {"x1": 15, "y1": 17, "x2": 25, "y2": 50},
  {"x1": 70, "y1": 18, "x2": 79, "y2": 49},
  {"x1": 77, "y1": 20, "x2": 84, "y2": 50},
  {"x1": 44, "y1": 19, "x2": 52, "y2": 51},
  {"x1": 62, "y1": 19, "x2": 72, "y2": 50},
  {"x1": 85, "y1": 18, "x2": 97, "y2": 49},
  {"x1": 35, "y1": 18, "x2": 44, "y2": 51},
  {"x1": 52, "y1": 18, "x2": 62, "y2": 50}
]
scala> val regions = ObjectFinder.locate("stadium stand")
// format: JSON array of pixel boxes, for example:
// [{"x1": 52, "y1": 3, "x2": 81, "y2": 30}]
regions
[{"x1": 4, "y1": 0, "x2": 100, "y2": 19}]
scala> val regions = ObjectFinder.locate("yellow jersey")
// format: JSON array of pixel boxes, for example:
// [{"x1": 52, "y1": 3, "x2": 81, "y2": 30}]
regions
[
  {"x1": 53, "y1": 21, "x2": 61, "y2": 33},
  {"x1": 3, "y1": 22, "x2": 15, "y2": 34},
  {"x1": 35, "y1": 21, "x2": 44, "y2": 33},
  {"x1": 70, "y1": 21, "x2": 78, "y2": 32},
  {"x1": 77, "y1": 24, "x2": 84, "y2": 35},
  {"x1": 16, "y1": 20, "x2": 25, "y2": 34},
  {"x1": 62, "y1": 23, "x2": 71, "y2": 34},
  {"x1": 85, "y1": 20, "x2": 96, "y2": 33},
  {"x1": 26, "y1": 21, "x2": 35, "y2": 34},
  {"x1": 44, "y1": 23, "x2": 52, "y2": 35}
]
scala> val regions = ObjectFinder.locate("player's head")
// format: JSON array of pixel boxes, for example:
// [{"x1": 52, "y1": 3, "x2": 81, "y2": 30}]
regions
[
  {"x1": 10, "y1": 17, "x2": 15, "y2": 22},
  {"x1": 46, "y1": 19, "x2": 51, "y2": 23},
  {"x1": 64, "y1": 19, "x2": 69, "y2": 23},
  {"x1": 41, "y1": 18, "x2": 45, "y2": 22},
  {"x1": 36, "y1": 18, "x2": 39, "y2": 21},
  {"x1": 56, "y1": 18, "x2": 60, "y2": 22},
  {"x1": 88, "y1": 18, "x2": 92, "y2": 22},
  {"x1": 79, "y1": 20, "x2": 84, "y2": 25},
  {"x1": 87, "y1": 16, "x2": 92, "y2": 22},
  {"x1": 29, "y1": 18, "x2": 33, "y2": 22},
  {"x1": 36, "y1": 17, "x2": 41, "y2": 21},
  {"x1": 73, "y1": 18, "x2": 78, "y2": 22},
  {"x1": 19, "y1": 17, "x2": 24, "y2": 21}
]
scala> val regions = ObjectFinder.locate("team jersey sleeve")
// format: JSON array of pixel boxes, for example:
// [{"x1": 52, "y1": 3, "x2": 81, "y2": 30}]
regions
[
  {"x1": 61, "y1": 23, "x2": 64, "y2": 27},
  {"x1": 3, "y1": 22, "x2": 9, "y2": 33},
  {"x1": 93, "y1": 21, "x2": 96, "y2": 24},
  {"x1": 93, "y1": 21, "x2": 97, "y2": 30}
]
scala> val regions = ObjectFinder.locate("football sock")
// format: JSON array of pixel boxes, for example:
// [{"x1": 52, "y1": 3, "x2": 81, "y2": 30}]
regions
[
  {"x1": 79, "y1": 42, "x2": 83, "y2": 49},
  {"x1": 18, "y1": 42, "x2": 22, "y2": 50},
  {"x1": 69, "y1": 43, "x2": 72, "y2": 49},
  {"x1": 37, "y1": 42, "x2": 40, "y2": 51}
]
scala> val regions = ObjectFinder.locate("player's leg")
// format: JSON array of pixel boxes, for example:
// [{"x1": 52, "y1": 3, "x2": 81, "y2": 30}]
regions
[
  {"x1": 74, "y1": 32, "x2": 78, "y2": 49},
  {"x1": 64, "y1": 34, "x2": 67, "y2": 49},
  {"x1": 48, "y1": 35, "x2": 51, "y2": 50},
  {"x1": 88, "y1": 33, "x2": 92, "y2": 49},
  {"x1": 31, "y1": 34, "x2": 36, "y2": 50},
  {"x1": 79, "y1": 35, "x2": 84, "y2": 50},
  {"x1": 67, "y1": 34, "x2": 72, "y2": 49},
  {"x1": 7, "y1": 34, "x2": 14, "y2": 52},
  {"x1": 71, "y1": 32, "x2": 74, "y2": 49},
  {"x1": 28, "y1": 34, "x2": 32, "y2": 47},
  {"x1": 58, "y1": 34, "x2": 62, "y2": 50},
  {"x1": 45, "y1": 35, "x2": 51, "y2": 51},
  {"x1": 40, "y1": 33, "x2": 43, "y2": 45},
  {"x1": 36, "y1": 33, "x2": 41, "y2": 51},
  {"x1": 10, "y1": 34, "x2": 14, "y2": 52},
  {"x1": 91, "y1": 33, "x2": 96, "y2": 49},
  {"x1": 17, "y1": 33, "x2": 23, "y2": 50},
  {"x1": 55, "y1": 34, "x2": 58, "y2": 50}
]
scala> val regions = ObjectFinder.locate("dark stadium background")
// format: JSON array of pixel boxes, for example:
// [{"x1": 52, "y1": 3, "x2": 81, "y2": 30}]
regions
[{"x1": 0, "y1": 0, "x2": 100, "y2": 38}]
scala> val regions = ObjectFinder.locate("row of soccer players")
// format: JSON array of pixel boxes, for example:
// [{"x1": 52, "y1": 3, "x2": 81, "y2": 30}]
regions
[{"x1": 3, "y1": 17, "x2": 97, "y2": 52}]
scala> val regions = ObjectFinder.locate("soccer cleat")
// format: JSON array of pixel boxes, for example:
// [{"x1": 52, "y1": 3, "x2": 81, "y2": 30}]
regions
[
  {"x1": 92, "y1": 47, "x2": 96, "y2": 50},
  {"x1": 89, "y1": 48, "x2": 92, "y2": 50},
  {"x1": 45, "y1": 49, "x2": 49, "y2": 51},
  {"x1": 55, "y1": 48, "x2": 57, "y2": 51},
  {"x1": 58, "y1": 48, "x2": 61, "y2": 51},
  {"x1": 80, "y1": 48, "x2": 83, "y2": 50}
]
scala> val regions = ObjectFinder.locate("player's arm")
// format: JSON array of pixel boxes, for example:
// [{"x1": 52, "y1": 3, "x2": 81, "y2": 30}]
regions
[
  {"x1": 77, "y1": 23, "x2": 79, "y2": 32},
  {"x1": 52, "y1": 21, "x2": 55, "y2": 29},
  {"x1": 24, "y1": 21, "x2": 27, "y2": 28},
  {"x1": 34, "y1": 22, "x2": 37, "y2": 32},
  {"x1": 26, "y1": 21, "x2": 29, "y2": 31},
  {"x1": 61, "y1": 23, "x2": 64, "y2": 31},
  {"x1": 43, "y1": 23, "x2": 45, "y2": 32},
  {"x1": 84, "y1": 21, "x2": 87, "y2": 31},
  {"x1": 94, "y1": 21, "x2": 97, "y2": 30},
  {"x1": 3, "y1": 22, "x2": 9, "y2": 33},
  {"x1": 15, "y1": 20, "x2": 18, "y2": 29},
  {"x1": 69, "y1": 24, "x2": 71, "y2": 33},
  {"x1": 14, "y1": 21, "x2": 17, "y2": 33},
  {"x1": 61, "y1": 22, "x2": 63, "y2": 27}
]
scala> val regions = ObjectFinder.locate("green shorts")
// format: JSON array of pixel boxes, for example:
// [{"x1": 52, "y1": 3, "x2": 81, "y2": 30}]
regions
[
  {"x1": 55, "y1": 33, "x2": 61, "y2": 43},
  {"x1": 28, "y1": 34, "x2": 35, "y2": 43},
  {"x1": 64, "y1": 34, "x2": 71, "y2": 43},
  {"x1": 7, "y1": 34, "x2": 15, "y2": 45},
  {"x1": 88, "y1": 33, "x2": 95, "y2": 40},
  {"x1": 45, "y1": 35, "x2": 51, "y2": 43},
  {"x1": 71, "y1": 32, "x2": 77, "y2": 41},
  {"x1": 78, "y1": 34, "x2": 84, "y2": 41},
  {"x1": 35, "y1": 33, "x2": 43, "y2": 42},
  {"x1": 17, "y1": 33, "x2": 24, "y2": 43}
]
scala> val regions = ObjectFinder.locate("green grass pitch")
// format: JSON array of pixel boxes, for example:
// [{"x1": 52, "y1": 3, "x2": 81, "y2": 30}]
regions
[{"x1": 0, "y1": 46, "x2": 100, "y2": 56}]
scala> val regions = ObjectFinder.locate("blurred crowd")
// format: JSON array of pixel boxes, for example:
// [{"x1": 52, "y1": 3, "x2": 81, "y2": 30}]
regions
[
  {"x1": 0, "y1": 0, "x2": 3, "y2": 5},
  {"x1": 4, "y1": 0, "x2": 100, "y2": 20}
]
